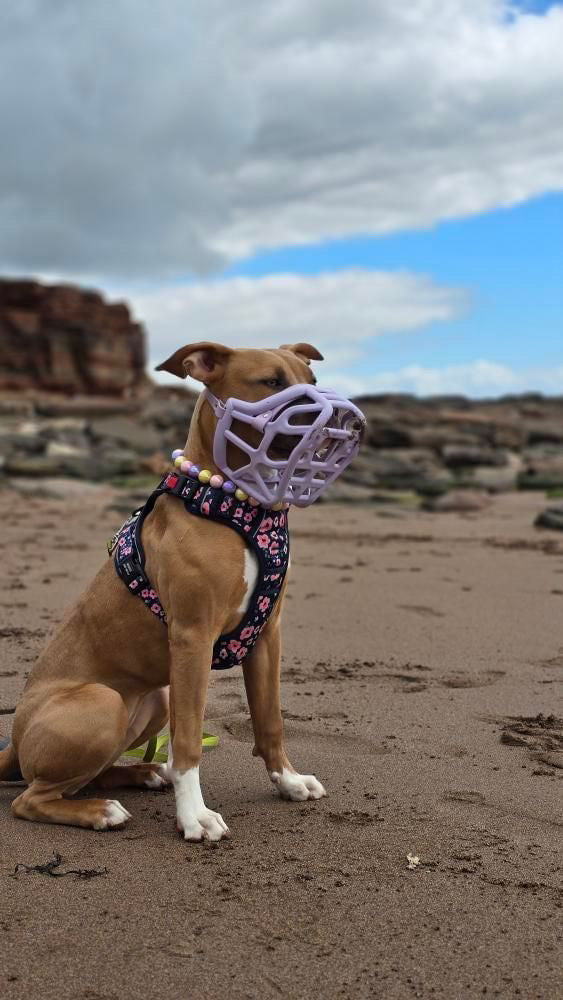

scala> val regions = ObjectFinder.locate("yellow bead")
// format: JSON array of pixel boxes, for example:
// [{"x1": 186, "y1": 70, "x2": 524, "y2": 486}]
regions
[
  {"x1": 271, "y1": 502, "x2": 284, "y2": 510},
  {"x1": 174, "y1": 456, "x2": 184, "y2": 468},
  {"x1": 198, "y1": 469, "x2": 212, "y2": 484},
  {"x1": 235, "y1": 488, "x2": 248, "y2": 501}
]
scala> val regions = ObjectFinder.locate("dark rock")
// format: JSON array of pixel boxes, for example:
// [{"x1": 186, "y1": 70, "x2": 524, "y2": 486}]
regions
[
  {"x1": 345, "y1": 448, "x2": 447, "y2": 490},
  {"x1": 535, "y1": 506, "x2": 563, "y2": 531},
  {"x1": 518, "y1": 451, "x2": 563, "y2": 490},
  {"x1": 519, "y1": 472, "x2": 563, "y2": 491},
  {"x1": 526, "y1": 423, "x2": 563, "y2": 445},
  {"x1": 441, "y1": 444, "x2": 508, "y2": 468},
  {"x1": 365, "y1": 418, "x2": 412, "y2": 448}
]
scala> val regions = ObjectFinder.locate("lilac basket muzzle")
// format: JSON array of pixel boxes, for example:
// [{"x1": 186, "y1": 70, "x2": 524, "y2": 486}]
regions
[{"x1": 204, "y1": 384, "x2": 365, "y2": 507}]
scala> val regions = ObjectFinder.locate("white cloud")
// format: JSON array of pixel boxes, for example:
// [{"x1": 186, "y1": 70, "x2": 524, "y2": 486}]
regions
[
  {"x1": 330, "y1": 360, "x2": 563, "y2": 398},
  {"x1": 130, "y1": 270, "x2": 465, "y2": 381},
  {"x1": 0, "y1": 1, "x2": 562, "y2": 278}
]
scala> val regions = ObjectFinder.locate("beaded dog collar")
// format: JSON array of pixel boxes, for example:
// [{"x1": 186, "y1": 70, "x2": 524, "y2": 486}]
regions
[{"x1": 170, "y1": 449, "x2": 287, "y2": 510}]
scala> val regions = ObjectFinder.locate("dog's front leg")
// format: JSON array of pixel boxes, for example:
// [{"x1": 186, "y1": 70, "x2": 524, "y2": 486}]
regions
[
  {"x1": 168, "y1": 627, "x2": 229, "y2": 842},
  {"x1": 242, "y1": 623, "x2": 326, "y2": 802}
]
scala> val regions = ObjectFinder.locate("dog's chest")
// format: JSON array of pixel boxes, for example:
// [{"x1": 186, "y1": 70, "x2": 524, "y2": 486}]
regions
[{"x1": 237, "y1": 548, "x2": 259, "y2": 614}]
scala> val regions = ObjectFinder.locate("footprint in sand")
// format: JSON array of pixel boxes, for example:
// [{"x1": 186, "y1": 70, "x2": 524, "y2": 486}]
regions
[
  {"x1": 539, "y1": 654, "x2": 563, "y2": 669},
  {"x1": 439, "y1": 670, "x2": 505, "y2": 689},
  {"x1": 0, "y1": 627, "x2": 46, "y2": 640},
  {"x1": 391, "y1": 674, "x2": 428, "y2": 693},
  {"x1": 328, "y1": 809, "x2": 384, "y2": 826},
  {"x1": 500, "y1": 712, "x2": 563, "y2": 767},
  {"x1": 398, "y1": 604, "x2": 445, "y2": 618},
  {"x1": 443, "y1": 790, "x2": 486, "y2": 805}
]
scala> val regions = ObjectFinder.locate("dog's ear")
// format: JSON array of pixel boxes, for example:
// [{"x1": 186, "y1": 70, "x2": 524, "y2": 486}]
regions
[
  {"x1": 280, "y1": 343, "x2": 324, "y2": 364},
  {"x1": 155, "y1": 342, "x2": 233, "y2": 382}
]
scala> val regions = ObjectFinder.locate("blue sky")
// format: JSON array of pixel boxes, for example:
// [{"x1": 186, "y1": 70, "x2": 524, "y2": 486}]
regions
[
  {"x1": 516, "y1": 0, "x2": 560, "y2": 11},
  {"x1": 224, "y1": 192, "x2": 563, "y2": 390}
]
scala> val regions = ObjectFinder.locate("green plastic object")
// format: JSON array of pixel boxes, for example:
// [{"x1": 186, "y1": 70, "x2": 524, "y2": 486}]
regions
[{"x1": 124, "y1": 729, "x2": 219, "y2": 763}]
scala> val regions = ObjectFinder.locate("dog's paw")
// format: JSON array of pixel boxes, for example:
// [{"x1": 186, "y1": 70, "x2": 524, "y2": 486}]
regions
[
  {"x1": 143, "y1": 764, "x2": 170, "y2": 790},
  {"x1": 171, "y1": 764, "x2": 230, "y2": 841},
  {"x1": 93, "y1": 799, "x2": 132, "y2": 831},
  {"x1": 270, "y1": 768, "x2": 327, "y2": 802},
  {"x1": 177, "y1": 807, "x2": 230, "y2": 842}
]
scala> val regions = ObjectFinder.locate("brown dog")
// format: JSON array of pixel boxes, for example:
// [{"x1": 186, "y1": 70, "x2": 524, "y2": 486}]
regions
[{"x1": 0, "y1": 342, "x2": 327, "y2": 840}]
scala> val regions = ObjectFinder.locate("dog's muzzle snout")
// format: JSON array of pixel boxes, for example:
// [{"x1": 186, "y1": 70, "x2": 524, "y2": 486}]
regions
[{"x1": 204, "y1": 384, "x2": 366, "y2": 506}]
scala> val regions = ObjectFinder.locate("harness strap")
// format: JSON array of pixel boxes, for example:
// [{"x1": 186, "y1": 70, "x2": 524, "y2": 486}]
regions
[{"x1": 111, "y1": 472, "x2": 290, "y2": 670}]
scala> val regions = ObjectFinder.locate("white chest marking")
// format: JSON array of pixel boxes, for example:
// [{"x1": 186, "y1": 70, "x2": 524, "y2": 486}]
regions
[
  {"x1": 170, "y1": 765, "x2": 229, "y2": 841},
  {"x1": 237, "y1": 548, "x2": 259, "y2": 614}
]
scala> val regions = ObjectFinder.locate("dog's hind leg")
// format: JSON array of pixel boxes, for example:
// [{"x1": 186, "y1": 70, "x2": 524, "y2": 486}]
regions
[
  {"x1": 11, "y1": 783, "x2": 132, "y2": 829},
  {"x1": 93, "y1": 762, "x2": 169, "y2": 790},
  {"x1": 11, "y1": 683, "x2": 132, "y2": 830},
  {"x1": 93, "y1": 687, "x2": 171, "y2": 790},
  {"x1": 0, "y1": 739, "x2": 22, "y2": 781}
]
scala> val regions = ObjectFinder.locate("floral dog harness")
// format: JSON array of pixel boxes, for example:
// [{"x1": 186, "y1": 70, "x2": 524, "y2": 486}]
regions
[{"x1": 110, "y1": 471, "x2": 290, "y2": 670}]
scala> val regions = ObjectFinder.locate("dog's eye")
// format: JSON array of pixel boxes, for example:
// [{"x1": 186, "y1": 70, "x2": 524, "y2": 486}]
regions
[{"x1": 262, "y1": 377, "x2": 282, "y2": 388}]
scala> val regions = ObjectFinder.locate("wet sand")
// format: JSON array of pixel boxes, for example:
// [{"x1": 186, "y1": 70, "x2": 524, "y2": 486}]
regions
[{"x1": 0, "y1": 485, "x2": 561, "y2": 1000}]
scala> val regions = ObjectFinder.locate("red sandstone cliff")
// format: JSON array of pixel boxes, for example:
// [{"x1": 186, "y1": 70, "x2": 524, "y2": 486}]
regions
[{"x1": 0, "y1": 279, "x2": 146, "y2": 396}]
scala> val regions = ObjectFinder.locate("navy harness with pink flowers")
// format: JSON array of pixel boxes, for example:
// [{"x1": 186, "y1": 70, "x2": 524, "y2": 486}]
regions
[{"x1": 110, "y1": 471, "x2": 290, "y2": 669}]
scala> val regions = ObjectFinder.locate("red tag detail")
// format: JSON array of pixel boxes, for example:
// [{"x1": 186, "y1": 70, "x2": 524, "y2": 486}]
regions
[{"x1": 166, "y1": 474, "x2": 179, "y2": 488}]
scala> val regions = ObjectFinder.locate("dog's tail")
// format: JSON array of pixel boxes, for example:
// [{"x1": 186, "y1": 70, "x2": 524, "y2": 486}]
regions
[{"x1": 0, "y1": 737, "x2": 22, "y2": 781}]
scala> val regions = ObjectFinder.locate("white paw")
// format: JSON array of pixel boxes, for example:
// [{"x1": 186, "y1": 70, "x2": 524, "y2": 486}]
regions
[
  {"x1": 171, "y1": 764, "x2": 230, "y2": 842},
  {"x1": 143, "y1": 764, "x2": 170, "y2": 790},
  {"x1": 270, "y1": 767, "x2": 327, "y2": 802},
  {"x1": 177, "y1": 807, "x2": 230, "y2": 842},
  {"x1": 94, "y1": 799, "x2": 132, "y2": 831}
]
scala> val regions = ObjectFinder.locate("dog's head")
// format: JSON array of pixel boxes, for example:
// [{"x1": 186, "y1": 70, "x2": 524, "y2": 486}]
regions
[
  {"x1": 156, "y1": 342, "x2": 325, "y2": 461},
  {"x1": 156, "y1": 341, "x2": 323, "y2": 395}
]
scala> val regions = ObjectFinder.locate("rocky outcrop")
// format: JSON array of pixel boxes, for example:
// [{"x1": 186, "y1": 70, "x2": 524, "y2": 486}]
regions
[
  {"x1": 0, "y1": 279, "x2": 146, "y2": 396},
  {"x1": 535, "y1": 505, "x2": 563, "y2": 530},
  {"x1": 0, "y1": 385, "x2": 197, "y2": 482},
  {"x1": 1, "y1": 387, "x2": 562, "y2": 496},
  {"x1": 342, "y1": 394, "x2": 563, "y2": 493},
  {"x1": 0, "y1": 278, "x2": 562, "y2": 497}
]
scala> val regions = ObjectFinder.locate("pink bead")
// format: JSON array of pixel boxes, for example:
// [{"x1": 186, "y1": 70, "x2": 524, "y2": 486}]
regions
[
  {"x1": 180, "y1": 460, "x2": 193, "y2": 473},
  {"x1": 210, "y1": 474, "x2": 223, "y2": 488}
]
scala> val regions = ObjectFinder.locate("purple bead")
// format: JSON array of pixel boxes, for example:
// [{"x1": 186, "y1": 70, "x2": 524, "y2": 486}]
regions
[
  {"x1": 187, "y1": 465, "x2": 200, "y2": 479},
  {"x1": 171, "y1": 448, "x2": 184, "y2": 461},
  {"x1": 222, "y1": 480, "x2": 236, "y2": 493}
]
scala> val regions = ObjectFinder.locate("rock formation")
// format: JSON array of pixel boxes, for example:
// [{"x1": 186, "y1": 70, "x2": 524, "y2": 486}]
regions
[
  {"x1": 1, "y1": 278, "x2": 562, "y2": 497},
  {"x1": 0, "y1": 279, "x2": 145, "y2": 396}
]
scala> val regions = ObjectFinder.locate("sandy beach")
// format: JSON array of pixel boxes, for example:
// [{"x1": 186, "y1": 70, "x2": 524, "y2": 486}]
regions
[{"x1": 0, "y1": 485, "x2": 561, "y2": 1000}]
